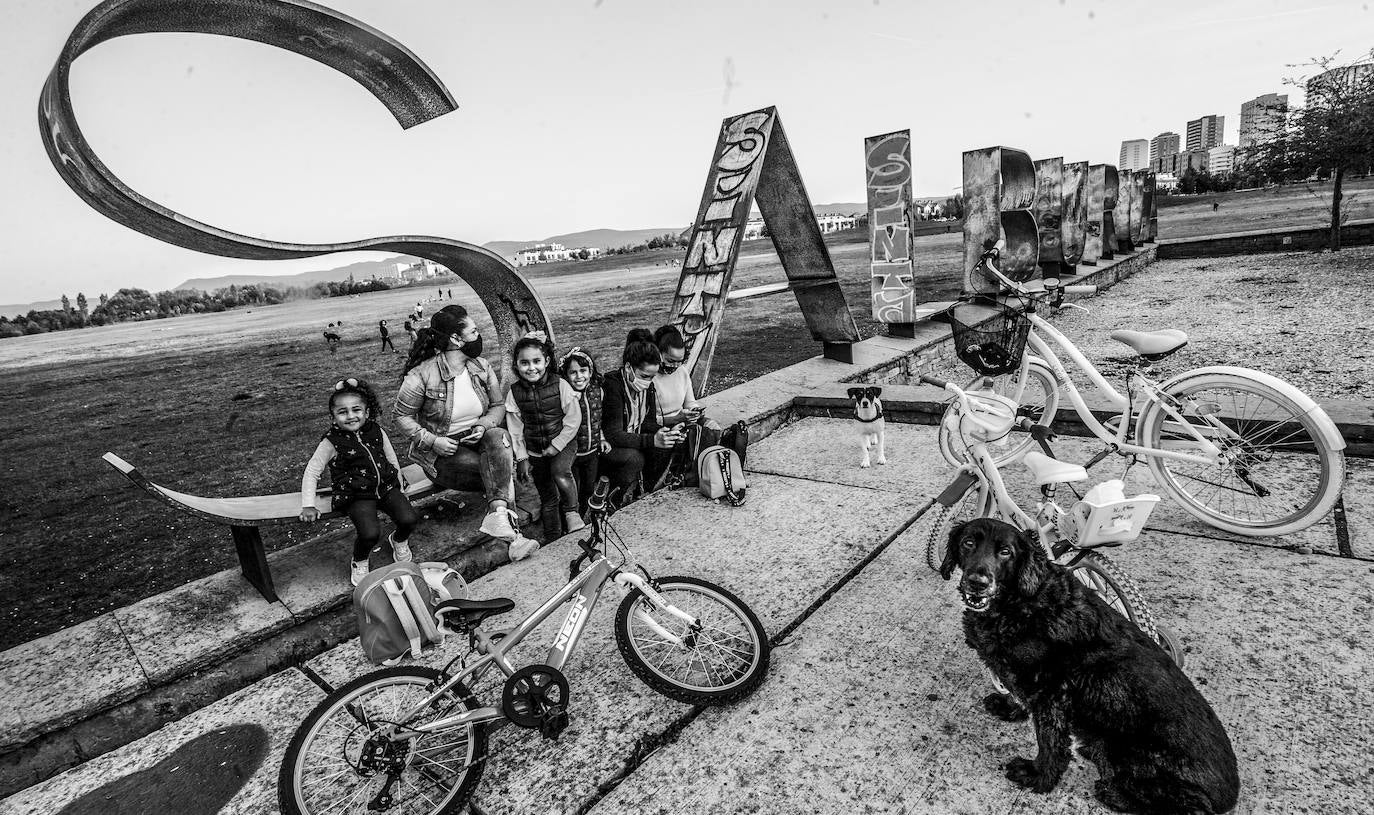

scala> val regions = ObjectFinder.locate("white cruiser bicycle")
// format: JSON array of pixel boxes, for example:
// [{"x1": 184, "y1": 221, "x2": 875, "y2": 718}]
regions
[{"x1": 937, "y1": 244, "x2": 1346, "y2": 538}]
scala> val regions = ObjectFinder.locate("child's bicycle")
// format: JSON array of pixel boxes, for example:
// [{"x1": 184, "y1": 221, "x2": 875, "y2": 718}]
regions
[
  {"x1": 278, "y1": 477, "x2": 770, "y2": 815},
  {"x1": 920, "y1": 374, "x2": 1185, "y2": 667},
  {"x1": 938, "y1": 242, "x2": 1346, "y2": 537}
]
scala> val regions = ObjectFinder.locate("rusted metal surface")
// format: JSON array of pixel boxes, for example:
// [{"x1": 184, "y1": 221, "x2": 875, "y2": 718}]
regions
[
  {"x1": 1060, "y1": 160, "x2": 1088, "y2": 267},
  {"x1": 39, "y1": 0, "x2": 552, "y2": 352},
  {"x1": 864, "y1": 130, "x2": 916, "y2": 327},
  {"x1": 1033, "y1": 157, "x2": 1064, "y2": 269},
  {"x1": 670, "y1": 107, "x2": 859, "y2": 394},
  {"x1": 1142, "y1": 171, "x2": 1158, "y2": 242},
  {"x1": 1083, "y1": 163, "x2": 1117, "y2": 264},
  {"x1": 1113, "y1": 168, "x2": 1134, "y2": 252},
  {"x1": 962, "y1": 146, "x2": 1038, "y2": 293},
  {"x1": 1103, "y1": 165, "x2": 1120, "y2": 255},
  {"x1": 1128, "y1": 171, "x2": 1147, "y2": 246}
]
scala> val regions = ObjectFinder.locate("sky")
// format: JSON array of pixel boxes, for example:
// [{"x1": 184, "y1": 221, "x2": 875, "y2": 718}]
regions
[{"x1": 1, "y1": 0, "x2": 1370, "y2": 307}]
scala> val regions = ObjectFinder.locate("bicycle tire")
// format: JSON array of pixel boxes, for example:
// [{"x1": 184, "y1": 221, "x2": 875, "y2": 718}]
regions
[
  {"x1": 614, "y1": 576, "x2": 769, "y2": 705},
  {"x1": 1151, "y1": 623, "x2": 1187, "y2": 670},
  {"x1": 937, "y1": 360, "x2": 1060, "y2": 467},
  {"x1": 1136, "y1": 368, "x2": 1345, "y2": 536},
  {"x1": 279, "y1": 667, "x2": 485, "y2": 815},
  {"x1": 1068, "y1": 551, "x2": 1159, "y2": 644}
]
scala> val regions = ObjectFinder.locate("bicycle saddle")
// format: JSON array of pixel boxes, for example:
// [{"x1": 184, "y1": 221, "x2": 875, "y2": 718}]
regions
[
  {"x1": 1022, "y1": 451, "x2": 1089, "y2": 486},
  {"x1": 1108, "y1": 329, "x2": 1188, "y2": 360},
  {"x1": 436, "y1": 597, "x2": 515, "y2": 626}
]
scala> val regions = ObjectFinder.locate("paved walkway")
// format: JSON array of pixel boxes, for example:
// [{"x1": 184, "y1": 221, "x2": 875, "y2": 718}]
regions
[{"x1": 3, "y1": 419, "x2": 1370, "y2": 814}]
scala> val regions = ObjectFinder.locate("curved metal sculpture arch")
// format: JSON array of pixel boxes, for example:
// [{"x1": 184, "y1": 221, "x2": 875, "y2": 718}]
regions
[{"x1": 39, "y1": 0, "x2": 551, "y2": 350}]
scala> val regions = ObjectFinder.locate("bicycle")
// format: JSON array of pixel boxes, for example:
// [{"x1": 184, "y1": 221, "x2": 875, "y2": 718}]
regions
[
  {"x1": 278, "y1": 477, "x2": 770, "y2": 815},
  {"x1": 935, "y1": 243, "x2": 1346, "y2": 537},
  {"x1": 920, "y1": 375, "x2": 1185, "y2": 667}
]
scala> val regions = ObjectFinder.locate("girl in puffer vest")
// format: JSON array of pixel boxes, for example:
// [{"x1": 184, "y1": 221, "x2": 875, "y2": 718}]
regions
[
  {"x1": 505, "y1": 335, "x2": 583, "y2": 541},
  {"x1": 559, "y1": 347, "x2": 609, "y2": 515},
  {"x1": 299, "y1": 378, "x2": 418, "y2": 587}
]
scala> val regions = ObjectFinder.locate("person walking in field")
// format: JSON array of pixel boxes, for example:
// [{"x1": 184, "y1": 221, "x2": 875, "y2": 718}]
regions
[
  {"x1": 323, "y1": 323, "x2": 341, "y2": 354},
  {"x1": 403, "y1": 317, "x2": 418, "y2": 346},
  {"x1": 299, "y1": 378, "x2": 418, "y2": 586},
  {"x1": 378, "y1": 319, "x2": 396, "y2": 353}
]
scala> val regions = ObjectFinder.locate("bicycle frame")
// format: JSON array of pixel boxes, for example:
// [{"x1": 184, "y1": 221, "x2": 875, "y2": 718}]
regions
[
  {"x1": 379, "y1": 533, "x2": 695, "y2": 742},
  {"x1": 1018, "y1": 311, "x2": 1224, "y2": 468}
]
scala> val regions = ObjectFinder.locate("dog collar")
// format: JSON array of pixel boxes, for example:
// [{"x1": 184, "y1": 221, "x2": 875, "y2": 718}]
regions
[{"x1": 857, "y1": 408, "x2": 884, "y2": 423}]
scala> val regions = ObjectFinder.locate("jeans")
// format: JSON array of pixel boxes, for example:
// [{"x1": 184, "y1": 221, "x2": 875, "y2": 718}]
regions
[
  {"x1": 343, "y1": 487, "x2": 417, "y2": 561},
  {"x1": 571, "y1": 451, "x2": 600, "y2": 514},
  {"x1": 530, "y1": 445, "x2": 578, "y2": 538},
  {"x1": 434, "y1": 427, "x2": 516, "y2": 508}
]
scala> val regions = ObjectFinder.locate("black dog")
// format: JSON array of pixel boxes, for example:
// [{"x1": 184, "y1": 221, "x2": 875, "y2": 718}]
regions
[{"x1": 941, "y1": 518, "x2": 1239, "y2": 814}]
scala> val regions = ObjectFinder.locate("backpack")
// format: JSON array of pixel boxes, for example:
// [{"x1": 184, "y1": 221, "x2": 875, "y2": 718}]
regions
[
  {"x1": 661, "y1": 419, "x2": 749, "y2": 491},
  {"x1": 697, "y1": 445, "x2": 746, "y2": 506},
  {"x1": 354, "y1": 561, "x2": 468, "y2": 665}
]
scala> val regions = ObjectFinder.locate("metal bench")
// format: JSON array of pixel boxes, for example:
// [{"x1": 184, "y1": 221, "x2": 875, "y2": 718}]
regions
[{"x1": 101, "y1": 453, "x2": 447, "y2": 602}]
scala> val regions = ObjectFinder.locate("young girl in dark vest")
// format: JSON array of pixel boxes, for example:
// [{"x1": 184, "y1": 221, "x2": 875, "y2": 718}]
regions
[
  {"x1": 559, "y1": 347, "x2": 609, "y2": 515},
  {"x1": 505, "y1": 334, "x2": 584, "y2": 540},
  {"x1": 602, "y1": 328, "x2": 683, "y2": 507},
  {"x1": 299, "y1": 378, "x2": 417, "y2": 586}
]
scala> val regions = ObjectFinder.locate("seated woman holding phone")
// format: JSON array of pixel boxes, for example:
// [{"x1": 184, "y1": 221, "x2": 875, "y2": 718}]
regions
[
  {"x1": 601, "y1": 328, "x2": 685, "y2": 506},
  {"x1": 652, "y1": 324, "x2": 704, "y2": 427},
  {"x1": 394, "y1": 304, "x2": 522, "y2": 540}
]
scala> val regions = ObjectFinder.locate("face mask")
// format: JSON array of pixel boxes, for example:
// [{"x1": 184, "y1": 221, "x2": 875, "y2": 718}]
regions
[
  {"x1": 659, "y1": 361, "x2": 681, "y2": 375},
  {"x1": 626, "y1": 367, "x2": 651, "y2": 392},
  {"x1": 454, "y1": 333, "x2": 483, "y2": 358}
]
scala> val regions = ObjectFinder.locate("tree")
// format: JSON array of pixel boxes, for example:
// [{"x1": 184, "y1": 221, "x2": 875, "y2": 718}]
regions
[
  {"x1": 76, "y1": 293, "x2": 88, "y2": 326},
  {"x1": 1245, "y1": 51, "x2": 1374, "y2": 250},
  {"x1": 944, "y1": 193, "x2": 965, "y2": 220}
]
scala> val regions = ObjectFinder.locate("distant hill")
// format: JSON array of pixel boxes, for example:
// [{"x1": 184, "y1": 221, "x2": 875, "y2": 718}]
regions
[
  {"x1": 174, "y1": 255, "x2": 418, "y2": 293},
  {"x1": 484, "y1": 227, "x2": 683, "y2": 257},
  {"x1": 0, "y1": 298, "x2": 62, "y2": 318}
]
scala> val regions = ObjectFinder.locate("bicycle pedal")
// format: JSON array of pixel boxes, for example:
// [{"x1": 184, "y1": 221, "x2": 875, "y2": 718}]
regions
[{"x1": 539, "y1": 706, "x2": 570, "y2": 741}]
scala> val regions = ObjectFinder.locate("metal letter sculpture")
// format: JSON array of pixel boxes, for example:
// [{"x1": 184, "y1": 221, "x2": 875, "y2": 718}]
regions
[
  {"x1": 1032, "y1": 157, "x2": 1064, "y2": 276},
  {"x1": 1144, "y1": 171, "x2": 1158, "y2": 242},
  {"x1": 670, "y1": 107, "x2": 859, "y2": 394},
  {"x1": 1060, "y1": 160, "x2": 1089, "y2": 268},
  {"x1": 1083, "y1": 164, "x2": 1118, "y2": 265},
  {"x1": 962, "y1": 146, "x2": 1038, "y2": 294},
  {"x1": 864, "y1": 130, "x2": 917, "y2": 334},
  {"x1": 1113, "y1": 170, "x2": 1136, "y2": 252},
  {"x1": 40, "y1": 0, "x2": 551, "y2": 352}
]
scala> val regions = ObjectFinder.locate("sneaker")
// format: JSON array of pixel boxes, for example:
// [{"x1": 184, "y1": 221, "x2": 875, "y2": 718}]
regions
[
  {"x1": 479, "y1": 508, "x2": 518, "y2": 541},
  {"x1": 350, "y1": 559, "x2": 370, "y2": 587},
  {"x1": 390, "y1": 533, "x2": 413, "y2": 562},
  {"x1": 563, "y1": 511, "x2": 586, "y2": 533},
  {"x1": 508, "y1": 534, "x2": 539, "y2": 562}
]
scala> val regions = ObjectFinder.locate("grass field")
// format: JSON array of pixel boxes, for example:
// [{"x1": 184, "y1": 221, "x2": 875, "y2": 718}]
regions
[{"x1": 0, "y1": 181, "x2": 1366, "y2": 649}]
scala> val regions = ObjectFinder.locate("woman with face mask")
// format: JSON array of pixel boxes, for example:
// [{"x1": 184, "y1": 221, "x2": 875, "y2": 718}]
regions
[
  {"x1": 600, "y1": 327, "x2": 682, "y2": 508},
  {"x1": 394, "y1": 305, "x2": 526, "y2": 547},
  {"x1": 652, "y1": 324, "x2": 704, "y2": 427}
]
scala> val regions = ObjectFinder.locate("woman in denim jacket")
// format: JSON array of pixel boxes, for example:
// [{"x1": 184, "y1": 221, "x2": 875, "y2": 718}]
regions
[{"x1": 395, "y1": 305, "x2": 521, "y2": 542}]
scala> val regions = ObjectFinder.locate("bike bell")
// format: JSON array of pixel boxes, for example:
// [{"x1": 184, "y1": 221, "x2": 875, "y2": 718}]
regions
[{"x1": 956, "y1": 391, "x2": 1018, "y2": 443}]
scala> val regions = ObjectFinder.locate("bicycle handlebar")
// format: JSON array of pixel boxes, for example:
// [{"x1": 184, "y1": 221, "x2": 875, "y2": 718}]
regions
[
  {"x1": 918, "y1": 373, "x2": 948, "y2": 390},
  {"x1": 1061, "y1": 284, "x2": 1097, "y2": 296}
]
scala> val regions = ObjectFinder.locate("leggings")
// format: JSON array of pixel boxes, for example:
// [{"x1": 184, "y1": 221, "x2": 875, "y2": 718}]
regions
[
  {"x1": 530, "y1": 445, "x2": 578, "y2": 538},
  {"x1": 571, "y1": 451, "x2": 600, "y2": 514},
  {"x1": 380, "y1": 335, "x2": 395, "y2": 351},
  {"x1": 343, "y1": 487, "x2": 418, "y2": 561}
]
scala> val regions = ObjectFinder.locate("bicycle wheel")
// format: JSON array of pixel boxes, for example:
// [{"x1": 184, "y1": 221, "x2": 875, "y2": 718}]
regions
[
  {"x1": 1136, "y1": 368, "x2": 1345, "y2": 536},
  {"x1": 1151, "y1": 623, "x2": 1187, "y2": 670},
  {"x1": 615, "y1": 576, "x2": 769, "y2": 705},
  {"x1": 1068, "y1": 551, "x2": 1159, "y2": 644},
  {"x1": 937, "y1": 360, "x2": 1059, "y2": 467},
  {"x1": 279, "y1": 667, "x2": 485, "y2": 815},
  {"x1": 925, "y1": 489, "x2": 983, "y2": 574}
]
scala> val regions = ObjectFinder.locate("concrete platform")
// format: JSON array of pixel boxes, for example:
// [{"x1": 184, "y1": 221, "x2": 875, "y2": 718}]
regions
[{"x1": 5, "y1": 418, "x2": 1370, "y2": 814}]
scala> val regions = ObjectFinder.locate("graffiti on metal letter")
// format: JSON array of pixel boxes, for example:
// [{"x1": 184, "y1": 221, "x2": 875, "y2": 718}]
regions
[
  {"x1": 962, "y1": 146, "x2": 1038, "y2": 293},
  {"x1": 1113, "y1": 169, "x2": 1135, "y2": 252},
  {"x1": 1060, "y1": 161, "x2": 1088, "y2": 268},
  {"x1": 39, "y1": 0, "x2": 551, "y2": 354},
  {"x1": 1033, "y1": 157, "x2": 1064, "y2": 274},
  {"x1": 1083, "y1": 164, "x2": 1118, "y2": 265},
  {"x1": 864, "y1": 130, "x2": 917, "y2": 329},
  {"x1": 1144, "y1": 171, "x2": 1158, "y2": 242},
  {"x1": 670, "y1": 107, "x2": 859, "y2": 393}
]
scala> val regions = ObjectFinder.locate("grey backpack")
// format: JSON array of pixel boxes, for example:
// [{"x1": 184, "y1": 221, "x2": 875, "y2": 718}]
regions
[{"x1": 353, "y1": 561, "x2": 467, "y2": 665}]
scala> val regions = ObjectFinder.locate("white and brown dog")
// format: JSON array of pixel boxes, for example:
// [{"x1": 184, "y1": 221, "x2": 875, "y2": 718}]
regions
[{"x1": 847, "y1": 386, "x2": 886, "y2": 468}]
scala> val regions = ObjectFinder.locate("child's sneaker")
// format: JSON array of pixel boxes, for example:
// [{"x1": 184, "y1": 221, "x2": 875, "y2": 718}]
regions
[
  {"x1": 389, "y1": 533, "x2": 413, "y2": 562},
  {"x1": 350, "y1": 559, "x2": 370, "y2": 587},
  {"x1": 508, "y1": 534, "x2": 539, "y2": 562},
  {"x1": 479, "y1": 507, "x2": 518, "y2": 541},
  {"x1": 563, "y1": 511, "x2": 586, "y2": 533}
]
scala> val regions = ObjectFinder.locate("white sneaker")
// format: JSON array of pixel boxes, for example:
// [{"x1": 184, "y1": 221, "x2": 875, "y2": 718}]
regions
[
  {"x1": 479, "y1": 508, "x2": 518, "y2": 541},
  {"x1": 508, "y1": 534, "x2": 539, "y2": 562},
  {"x1": 350, "y1": 560, "x2": 370, "y2": 587},
  {"x1": 564, "y1": 511, "x2": 586, "y2": 532},
  {"x1": 390, "y1": 533, "x2": 413, "y2": 562}
]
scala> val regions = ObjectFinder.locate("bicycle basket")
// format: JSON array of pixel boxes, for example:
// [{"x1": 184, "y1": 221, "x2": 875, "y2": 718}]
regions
[{"x1": 945, "y1": 302, "x2": 1031, "y2": 376}]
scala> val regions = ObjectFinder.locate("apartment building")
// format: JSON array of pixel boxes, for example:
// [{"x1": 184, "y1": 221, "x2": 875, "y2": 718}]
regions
[
  {"x1": 1185, "y1": 115, "x2": 1225, "y2": 151},
  {"x1": 1149, "y1": 132, "x2": 1180, "y2": 164},
  {"x1": 1118, "y1": 139, "x2": 1149, "y2": 171}
]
